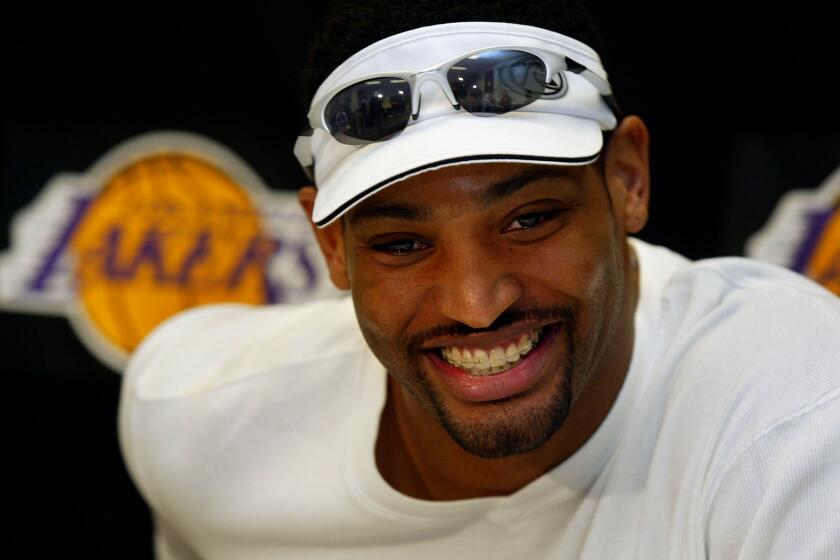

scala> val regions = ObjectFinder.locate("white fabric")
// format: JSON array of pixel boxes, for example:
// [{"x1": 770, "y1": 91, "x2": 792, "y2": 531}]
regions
[
  {"x1": 119, "y1": 238, "x2": 840, "y2": 559},
  {"x1": 294, "y1": 22, "x2": 618, "y2": 226}
]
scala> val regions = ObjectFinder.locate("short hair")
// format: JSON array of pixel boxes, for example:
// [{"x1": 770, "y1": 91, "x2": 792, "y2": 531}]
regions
[{"x1": 299, "y1": 0, "x2": 622, "y2": 178}]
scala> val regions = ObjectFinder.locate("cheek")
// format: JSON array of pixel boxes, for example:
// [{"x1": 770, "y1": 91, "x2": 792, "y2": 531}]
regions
[
  {"x1": 514, "y1": 227, "x2": 614, "y2": 301},
  {"x1": 517, "y1": 221, "x2": 623, "y2": 352},
  {"x1": 349, "y1": 266, "x2": 428, "y2": 351}
]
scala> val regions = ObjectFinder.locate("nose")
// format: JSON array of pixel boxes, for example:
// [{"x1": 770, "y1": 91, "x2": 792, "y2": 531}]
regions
[{"x1": 434, "y1": 241, "x2": 523, "y2": 329}]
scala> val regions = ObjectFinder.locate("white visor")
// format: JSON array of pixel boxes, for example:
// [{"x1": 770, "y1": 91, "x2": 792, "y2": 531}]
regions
[{"x1": 294, "y1": 21, "x2": 619, "y2": 227}]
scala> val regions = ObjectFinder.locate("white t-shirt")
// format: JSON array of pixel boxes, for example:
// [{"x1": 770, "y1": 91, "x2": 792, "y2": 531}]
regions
[{"x1": 118, "y1": 238, "x2": 840, "y2": 559}]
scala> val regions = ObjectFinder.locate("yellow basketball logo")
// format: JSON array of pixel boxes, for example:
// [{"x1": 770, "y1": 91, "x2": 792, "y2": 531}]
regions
[{"x1": 69, "y1": 153, "x2": 275, "y2": 354}]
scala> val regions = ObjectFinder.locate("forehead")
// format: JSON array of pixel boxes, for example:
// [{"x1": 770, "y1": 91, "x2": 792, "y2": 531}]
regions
[{"x1": 345, "y1": 161, "x2": 593, "y2": 226}]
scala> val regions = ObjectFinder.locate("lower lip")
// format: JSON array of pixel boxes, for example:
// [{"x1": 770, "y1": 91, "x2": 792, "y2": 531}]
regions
[{"x1": 423, "y1": 323, "x2": 562, "y2": 403}]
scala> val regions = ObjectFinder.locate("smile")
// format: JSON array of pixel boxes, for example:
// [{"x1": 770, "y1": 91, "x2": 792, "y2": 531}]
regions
[
  {"x1": 438, "y1": 327, "x2": 543, "y2": 376},
  {"x1": 424, "y1": 321, "x2": 563, "y2": 403}
]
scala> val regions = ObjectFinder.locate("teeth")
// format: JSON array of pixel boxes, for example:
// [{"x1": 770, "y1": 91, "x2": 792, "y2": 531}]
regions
[
  {"x1": 517, "y1": 332, "x2": 532, "y2": 354},
  {"x1": 439, "y1": 327, "x2": 545, "y2": 375},
  {"x1": 489, "y1": 348, "x2": 506, "y2": 368},
  {"x1": 505, "y1": 343, "x2": 519, "y2": 363},
  {"x1": 462, "y1": 349, "x2": 475, "y2": 367}
]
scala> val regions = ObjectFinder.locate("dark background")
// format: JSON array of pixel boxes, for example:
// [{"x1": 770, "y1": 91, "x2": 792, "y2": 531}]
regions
[{"x1": 3, "y1": 1, "x2": 838, "y2": 557}]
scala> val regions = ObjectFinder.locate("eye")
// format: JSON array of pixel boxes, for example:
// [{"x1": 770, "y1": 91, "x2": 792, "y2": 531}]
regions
[
  {"x1": 504, "y1": 209, "x2": 562, "y2": 232},
  {"x1": 370, "y1": 238, "x2": 430, "y2": 255}
]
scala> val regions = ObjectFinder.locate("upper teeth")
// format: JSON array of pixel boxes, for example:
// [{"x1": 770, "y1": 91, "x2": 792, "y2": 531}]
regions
[{"x1": 440, "y1": 328, "x2": 542, "y2": 376}]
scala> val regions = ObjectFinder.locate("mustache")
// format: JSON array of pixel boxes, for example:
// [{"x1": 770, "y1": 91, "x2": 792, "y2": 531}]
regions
[{"x1": 406, "y1": 303, "x2": 579, "y2": 350}]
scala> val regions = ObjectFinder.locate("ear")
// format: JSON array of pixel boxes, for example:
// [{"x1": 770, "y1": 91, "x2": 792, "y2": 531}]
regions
[
  {"x1": 298, "y1": 186, "x2": 351, "y2": 290},
  {"x1": 603, "y1": 115, "x2": 651, "y2": 234}
]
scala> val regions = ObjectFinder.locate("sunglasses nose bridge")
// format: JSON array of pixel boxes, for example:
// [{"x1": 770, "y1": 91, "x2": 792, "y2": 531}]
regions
[{"x1": 411, "y1": 71, "x2": 460, "y2": 119}]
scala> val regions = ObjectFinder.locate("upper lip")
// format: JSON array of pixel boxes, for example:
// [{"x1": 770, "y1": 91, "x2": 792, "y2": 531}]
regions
[{"x1": 419, "y1": 320, "x2": 559, "y2": 351}]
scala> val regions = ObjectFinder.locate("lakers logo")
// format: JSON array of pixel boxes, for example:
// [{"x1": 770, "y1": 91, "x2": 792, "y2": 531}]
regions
[
  {"x1": 69, "y1": 153, "x2": 275, "y2": 355},
  {"x1": 0, "y1": 131, "x2": 340, "y2": 371}
]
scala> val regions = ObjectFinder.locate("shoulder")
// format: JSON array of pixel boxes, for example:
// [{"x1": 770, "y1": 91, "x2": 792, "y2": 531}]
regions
[
  {"x1": 633, "y1": 239, "x2": 840, "y2": 452},
  {"x1": 627, "y1": 244, "x2": 840, "y2": 553},
  {"x1": 122, "y1": 295, "x2": 362, "y2": 400},
  {"x1": 631, "y1": 235, "x2": 838, "y2": 314},
  {"x1": 629, "y1": 237, "x2": 837, "y2": 358},
  {"x1": 117, "y1": 296, "x2": 365, "y2": 519},
  {"x1": 673, "y1": 252, "x2": 836, "y2": 303},
  {"x1": 631, "y1": 238, "x2": 840, "y2": 408},
  {"x1": 663, "y1": 250, "x2": 840, "y2": 390},
  {"x1": 647, "y1": 251, "x2": 840, "y2": 476},
  {"x1": 661, "y1": 254, "x2": 840, "y2": 352}
]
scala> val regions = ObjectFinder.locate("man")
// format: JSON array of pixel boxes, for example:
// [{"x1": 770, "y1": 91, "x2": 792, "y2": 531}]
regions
[{"x1": 119, "y1": 1, "x2": 840, "y2": 558}]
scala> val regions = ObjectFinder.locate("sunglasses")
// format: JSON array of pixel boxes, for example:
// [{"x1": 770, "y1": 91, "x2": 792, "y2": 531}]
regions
[{"x1": 304, "y1": 45, "x2": 622, "y2": 146}]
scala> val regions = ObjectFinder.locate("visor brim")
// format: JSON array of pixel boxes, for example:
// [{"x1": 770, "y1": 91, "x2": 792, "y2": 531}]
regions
[{"x1": 312, "y1": 110, "x2": 605, "y2": 227}]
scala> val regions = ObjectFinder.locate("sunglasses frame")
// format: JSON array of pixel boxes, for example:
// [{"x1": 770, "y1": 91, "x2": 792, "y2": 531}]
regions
[{"x1": 305, "y1": 44, "x2": 620, "y2": 146}]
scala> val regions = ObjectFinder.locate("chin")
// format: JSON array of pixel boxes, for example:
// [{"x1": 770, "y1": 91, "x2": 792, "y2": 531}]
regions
[
  {"x1": 423, "y1": 355, "x2": 575, "y2": 459},
  {"x1": 382, "y1": 356, "x2": 575, "y2": 459}
]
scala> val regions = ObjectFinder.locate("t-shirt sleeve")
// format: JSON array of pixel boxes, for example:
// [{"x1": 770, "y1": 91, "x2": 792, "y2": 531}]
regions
[
  {"x1": 118, "y1": 303, "x2": 251, "y2": 559},
  {"x1": 704, "y1": 392, "x2": 840, "y2": 559}
]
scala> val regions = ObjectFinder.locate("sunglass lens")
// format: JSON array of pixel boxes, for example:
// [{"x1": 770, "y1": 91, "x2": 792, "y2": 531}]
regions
[
  {"x1": 325, "y1": 78, "x2": 412, "y2": 144},
  {"x1": 447, "y1": 50, "x2": 553, "y2": 115}
]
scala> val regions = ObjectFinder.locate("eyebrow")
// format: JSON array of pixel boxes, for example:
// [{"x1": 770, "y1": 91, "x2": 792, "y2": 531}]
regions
[
  {"x1": 348, "y1": 201, "x2": 434, "y2": 227},
  {"x1": 347, "y1": 165, "x2": 579, "y2": 228},
  {"x1": 480, "y1": 166, "x2": 578, "y2": 209}
]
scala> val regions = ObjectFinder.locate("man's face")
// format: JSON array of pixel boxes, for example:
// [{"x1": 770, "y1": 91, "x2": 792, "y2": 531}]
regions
[{"x1": 334, "y1": 160, "x2": 635, "y2": 458}]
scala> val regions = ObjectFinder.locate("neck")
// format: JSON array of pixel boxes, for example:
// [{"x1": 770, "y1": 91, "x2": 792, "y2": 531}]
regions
[{"x1": 376, "y1": 243, "x2": 640, "y2": 501}]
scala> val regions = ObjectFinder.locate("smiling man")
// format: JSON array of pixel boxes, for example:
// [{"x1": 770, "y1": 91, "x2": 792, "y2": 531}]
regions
[{"x1": 119, "y1": 1, "x2": 840, "y2": 559}]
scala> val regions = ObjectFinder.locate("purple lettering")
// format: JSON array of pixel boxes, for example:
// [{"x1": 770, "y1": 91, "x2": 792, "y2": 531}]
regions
[
  {"x1": 228, "y1": 236, "x2": 281, "y2": 291},
  {"x1": 27, "y1": 197, "x2": 92, "y2": 292},
  {"x1": 104, "y1": 227, "x2": 167, "y2": 281},
  {"x1": 176, "y1": 231, "x2": 210, "y2": 284}
]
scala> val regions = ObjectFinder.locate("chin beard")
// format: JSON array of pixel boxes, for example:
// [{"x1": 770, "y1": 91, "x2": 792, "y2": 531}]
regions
[
  {"x1": 436, "y1": 367, "x2": 574, "y2": 459},
  {"x1": 413, "y1": 322, "x2": 577, "y2": 459}
]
